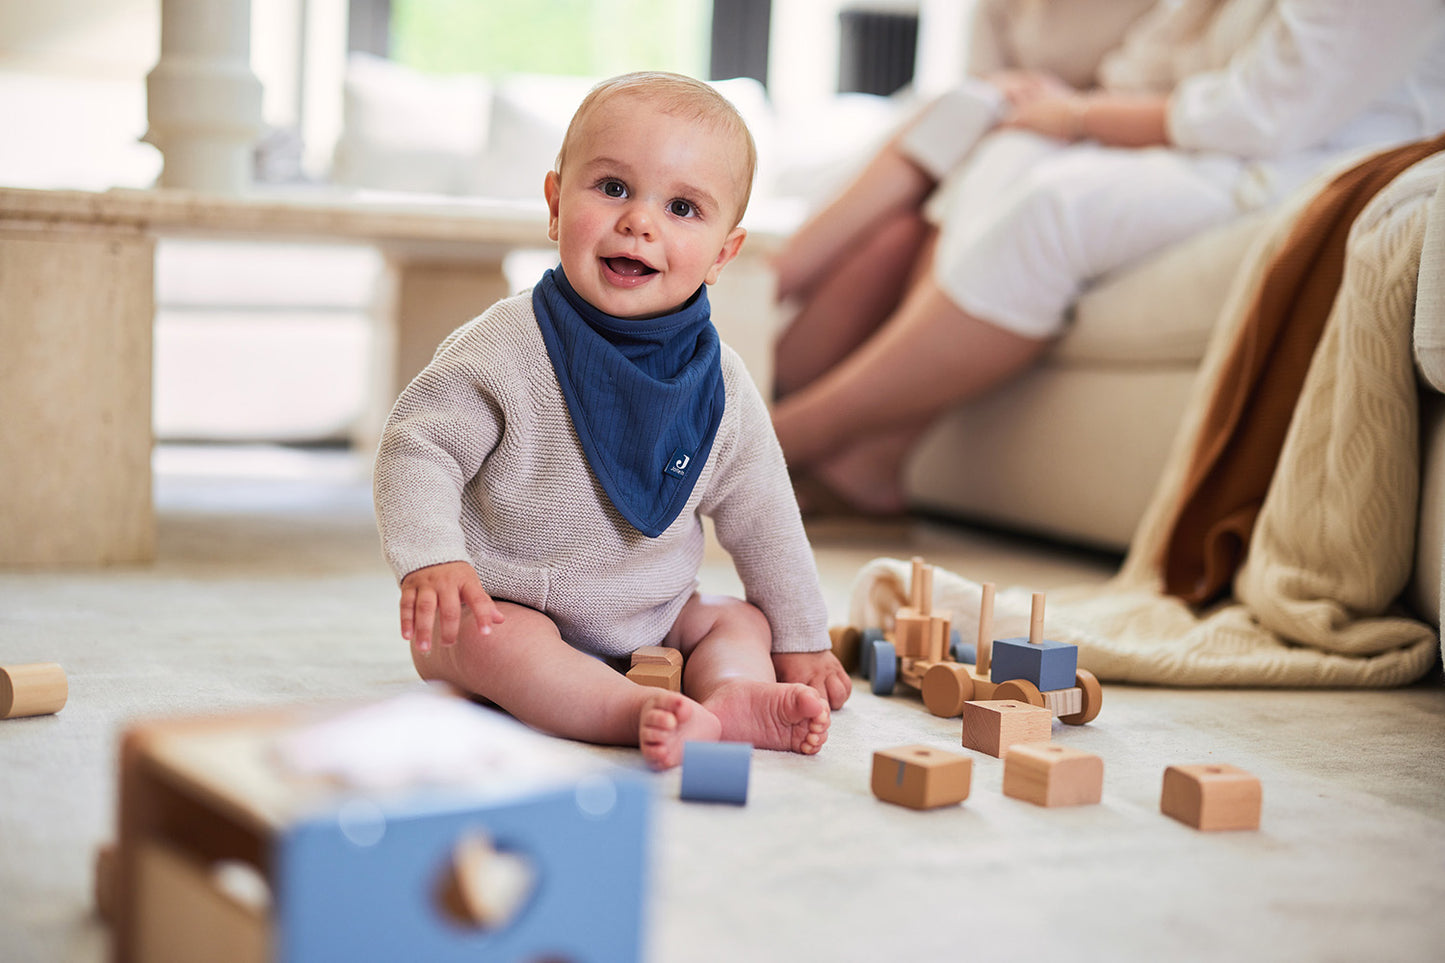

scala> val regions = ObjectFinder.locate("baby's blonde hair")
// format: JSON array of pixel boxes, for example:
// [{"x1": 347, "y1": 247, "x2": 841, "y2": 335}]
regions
[{"x1": 555, "y1": 71, "x2": 758, "y2": 226}]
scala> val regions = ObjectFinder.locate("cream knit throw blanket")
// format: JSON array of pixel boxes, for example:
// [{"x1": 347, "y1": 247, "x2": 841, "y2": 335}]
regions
[{"x1": 850, "y1": 154, "x2": 1444, "y2": 687}]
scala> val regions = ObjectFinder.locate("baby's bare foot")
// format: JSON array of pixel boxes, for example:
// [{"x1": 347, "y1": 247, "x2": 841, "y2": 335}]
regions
[
  {"x1": 703, "y1": 681, "x2": 830, "y2": 755},
  {"x1": 638, "y1": 691, "x2": 722, "y2": 770}
]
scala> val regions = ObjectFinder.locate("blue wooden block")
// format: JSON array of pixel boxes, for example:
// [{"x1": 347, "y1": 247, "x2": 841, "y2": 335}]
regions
[
  {"x1": 990, "y1": 636, "x2": 1078, "y2": 691},
  {"x1": 680, "y1": 741, "x2": 752, "y2": 805},
  {"x1": 276, "y1": 773, "x2": 650, "y2": 962}
]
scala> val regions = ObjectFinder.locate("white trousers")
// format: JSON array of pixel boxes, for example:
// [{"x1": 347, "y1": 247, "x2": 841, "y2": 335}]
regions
[{"x1": 926, "y1": 130, "x2": 1243, "y2": 339}]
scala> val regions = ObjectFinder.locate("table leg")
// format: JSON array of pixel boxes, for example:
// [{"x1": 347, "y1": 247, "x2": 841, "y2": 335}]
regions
[{"x1": 0, "y1": 224, "x2": 156, "y2": 566}]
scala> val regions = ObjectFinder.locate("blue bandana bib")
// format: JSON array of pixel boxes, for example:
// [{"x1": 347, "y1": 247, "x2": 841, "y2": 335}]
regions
[{"x1": 532, "y1": 268, "x2": 725, "y2": 538}]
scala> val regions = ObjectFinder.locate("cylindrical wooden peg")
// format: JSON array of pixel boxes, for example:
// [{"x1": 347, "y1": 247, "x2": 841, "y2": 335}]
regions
[
  {"x1": 0, "y1": 663, "x2": 69, "y2": 719},
  {"x1": 976, "y1": 583, "x2": 995, "y2": 674},
  {"x1": 909, "y1": 556, "x2": 926, "y2": 610},
  {"x1": 1029, "y1": 593, "x2": 1046, "y2": 645}
]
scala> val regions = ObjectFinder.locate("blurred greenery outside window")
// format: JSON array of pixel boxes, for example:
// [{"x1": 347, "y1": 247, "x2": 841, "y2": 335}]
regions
[{"x1": 390, "y1": 0, "x2": 713, "y2": 79}]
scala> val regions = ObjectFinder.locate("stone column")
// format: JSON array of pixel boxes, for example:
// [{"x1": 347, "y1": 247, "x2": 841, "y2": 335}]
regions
[{"x1": 144, "y1": 0, "x2": 266, "y2": 194}]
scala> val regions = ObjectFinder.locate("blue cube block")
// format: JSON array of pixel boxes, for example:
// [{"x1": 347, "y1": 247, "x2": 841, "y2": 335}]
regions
[
  {"x1": 277, "y1": 773, "x2": 650, "y2": 962},
  {"x1": 990, "y1": 636, "x2": 1078, "y2": 692},
  {"x1": 680, "y1": 741, "x2": 752, "y2": 805}
]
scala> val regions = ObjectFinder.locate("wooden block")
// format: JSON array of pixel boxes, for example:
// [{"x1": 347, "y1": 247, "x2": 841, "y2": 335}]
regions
[
  {"x1": 1003, "y1": 744, "x2": 1103, "y2": 807},
  {"x1": 630, "y1": 646, "x2": 682, "y2": 668},
  {"x1": 1161, "y1": 764, "x2": 1262, "y2": 831},
  {"x1": 990, "y1": 637, "x2": 1078, "y2": 692},
  {"x1": 924, "y1": 613, "x2": 951, "y2": 663},
  {"x1": 1041, "y1": 686, "x2": 1083, "y2": 719},
  {"x1": 893, "y1": 608, "x2": 929, "y2": 659},
  {"x1": 626, "y1": 662, "x2": 681, "y2": 692},
  {"x1": 960, "y1": 700, "x2": 1052, "y2": 757},
  {"x1": 0, "y1": 662, "x2": 68, "y2": 719},
  {"x1": 871, "y1": 745, "x2": 972, "y2": 810},
  {"x1": 829, "y1": 626, "x2": 861, "y2": 674},
  {"x1": 975, "y1": 582, "x2": 995, "y2": 675}
]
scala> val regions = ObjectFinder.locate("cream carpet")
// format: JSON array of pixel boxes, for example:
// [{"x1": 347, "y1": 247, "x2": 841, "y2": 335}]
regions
[{"x1": 1, "y1": 445, "x2": 1442, "y2": 962}]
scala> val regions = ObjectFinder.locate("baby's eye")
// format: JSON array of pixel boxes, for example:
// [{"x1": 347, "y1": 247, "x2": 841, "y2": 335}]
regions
[
  {"x1": 600, "y1": 179, "x2": 627, "y2": 198},
  {"x1": 668, "y1": 199, "x2": 697, "y2": 218}
]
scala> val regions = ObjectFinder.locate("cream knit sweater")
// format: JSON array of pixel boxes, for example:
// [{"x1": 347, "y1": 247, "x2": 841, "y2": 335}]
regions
[{"x1": 374, "y1": 290, "x2": 831, "y2": 659}]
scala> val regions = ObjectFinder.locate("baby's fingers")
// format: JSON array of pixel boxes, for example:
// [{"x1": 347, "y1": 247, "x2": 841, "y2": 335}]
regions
[{"x1": 407, "y1": 587, "x2": 438, "y2": 653}]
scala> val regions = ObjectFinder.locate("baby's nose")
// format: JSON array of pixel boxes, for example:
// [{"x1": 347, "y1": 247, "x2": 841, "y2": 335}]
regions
[{"x1": 617, "y1": 202, "x2": 655, "y2": 238}]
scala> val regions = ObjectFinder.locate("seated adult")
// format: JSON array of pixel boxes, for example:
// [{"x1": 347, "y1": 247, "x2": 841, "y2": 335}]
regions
[{"x1": 771, "y1": 0, "x2": 1445, "y2": 516}]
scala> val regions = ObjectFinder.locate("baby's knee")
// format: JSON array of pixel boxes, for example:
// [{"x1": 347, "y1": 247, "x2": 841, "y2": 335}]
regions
[{"x1": 720, "y1": 596, "x2": 773, "y2": 646}]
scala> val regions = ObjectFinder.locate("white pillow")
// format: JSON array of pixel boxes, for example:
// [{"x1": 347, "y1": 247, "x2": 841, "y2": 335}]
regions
[{"x1": 331, "y1": 53, "x2": 492, "y2": 195}]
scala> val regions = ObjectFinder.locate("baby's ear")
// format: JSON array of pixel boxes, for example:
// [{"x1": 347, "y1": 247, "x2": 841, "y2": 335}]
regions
[
  {"x1": 704, "y1": 226, "x2": 747, "y2": 286},
  {"x1": 544, "y1": 171, "x2": 562, "y2": 242}
]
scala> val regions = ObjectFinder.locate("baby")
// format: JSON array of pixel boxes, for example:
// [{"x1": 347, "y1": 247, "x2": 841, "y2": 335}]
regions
[{"x1": 374, "y1": 71, "x2": 851, "y2": 769}]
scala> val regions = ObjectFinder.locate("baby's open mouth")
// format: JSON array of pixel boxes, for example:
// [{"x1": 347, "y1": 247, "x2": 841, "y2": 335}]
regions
[{"x1": 604, "y1": 256, "x2": 657, "y2": 277}]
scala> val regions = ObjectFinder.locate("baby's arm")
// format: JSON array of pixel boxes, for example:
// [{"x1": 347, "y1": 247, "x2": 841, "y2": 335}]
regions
[
  {"x1": 399, "y1": 560, "x2": 505, "y2": 653},
  {"x1": 702, "y1": 354, "x2": 851, "y2": 709}
]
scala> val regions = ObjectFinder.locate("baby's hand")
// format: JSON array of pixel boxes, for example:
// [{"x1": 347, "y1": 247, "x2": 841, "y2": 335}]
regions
[
  {"x1": 773, "y1": 650, "x2": 852, "y2": 710},
  {"x1": 399, "y1": 561, "x2": 505, "y2": 653}
]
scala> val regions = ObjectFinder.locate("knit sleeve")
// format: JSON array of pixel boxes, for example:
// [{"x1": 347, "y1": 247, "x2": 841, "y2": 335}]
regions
[
  {"x1": 700, "y1": 350, "x2": 832, "y2": 653},
  {"x1": 373, "y1": 308, "x2": 509, "y2": 583}
]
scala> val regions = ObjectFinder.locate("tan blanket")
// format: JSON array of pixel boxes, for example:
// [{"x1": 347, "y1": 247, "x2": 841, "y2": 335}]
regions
[{"x1": 849, "y1": 152, "x2": 1445, "y2": 687}]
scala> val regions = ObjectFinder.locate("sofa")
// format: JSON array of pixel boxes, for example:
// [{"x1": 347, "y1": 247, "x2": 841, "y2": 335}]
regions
[{"x1": 897, "y1": 0, "x2": 1443, "y2": 637}]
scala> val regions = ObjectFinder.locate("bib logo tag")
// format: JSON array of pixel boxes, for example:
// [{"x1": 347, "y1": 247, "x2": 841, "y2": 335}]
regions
[{"x1": 664, "y1": 447, "x2": 693, "y2": 479}]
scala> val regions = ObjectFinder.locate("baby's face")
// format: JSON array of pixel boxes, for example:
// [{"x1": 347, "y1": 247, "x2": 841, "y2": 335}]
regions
[{"x1": 545, "y1": 95, "x2": 748, "y2": 319}]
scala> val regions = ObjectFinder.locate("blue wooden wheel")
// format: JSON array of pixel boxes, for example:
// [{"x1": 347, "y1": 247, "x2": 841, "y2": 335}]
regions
[{"x1": 870, "y1": 639, "x2": 897, "y2": 695}]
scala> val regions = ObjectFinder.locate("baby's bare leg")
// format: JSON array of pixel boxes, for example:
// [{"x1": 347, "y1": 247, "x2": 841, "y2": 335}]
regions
[
  {"x1": 413, "y1": 601, "x2": 705, "y2": 754},
  {"x1": 664, "y1": 593, "x2": 831, "y2": 756}
]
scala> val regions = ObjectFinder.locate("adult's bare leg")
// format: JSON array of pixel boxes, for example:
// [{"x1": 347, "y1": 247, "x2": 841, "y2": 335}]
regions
[
  {"x1": 772, "y1": 137, "x2": 935, "y2": 303},
  {"x1": 772, "y1": 278, "x2": 1052, "y2": 470},
  {"x1": 773, "y1": 210, "x2": 931, "y2": 398},
  {"x1": 802, "y1": 426, "x2": 930, "y2": 515}
]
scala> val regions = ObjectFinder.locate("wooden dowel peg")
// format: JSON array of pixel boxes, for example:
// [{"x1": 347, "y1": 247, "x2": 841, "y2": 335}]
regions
[{"x1": 1, "y1": 663, "x2": 68, "y2": 719}]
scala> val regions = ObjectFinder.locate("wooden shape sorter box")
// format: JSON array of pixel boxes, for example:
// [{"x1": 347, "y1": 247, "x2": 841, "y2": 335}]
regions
[{"x1": 107, "y1": 695, "x2": 650, "y2": 962}]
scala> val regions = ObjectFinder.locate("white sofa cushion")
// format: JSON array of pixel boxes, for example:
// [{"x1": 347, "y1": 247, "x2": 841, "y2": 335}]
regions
[
  {"x1": 1057, "y1": 208, "x2": 1270, "y2": 367},
  {"x1": 331, "y1": 53, "x2": 492, "y2": 196}
]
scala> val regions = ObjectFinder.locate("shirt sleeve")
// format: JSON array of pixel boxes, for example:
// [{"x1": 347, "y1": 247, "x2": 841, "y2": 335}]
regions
[
  {"x1": 1167, "y1": 0, "x2": 1445, "y2": 158},
  {"x1": 373, "y1": 317, "x2": 506, "y2": 583},
  {"x1": 700, "y1": 352, "x2": 833, "y2": 654}
]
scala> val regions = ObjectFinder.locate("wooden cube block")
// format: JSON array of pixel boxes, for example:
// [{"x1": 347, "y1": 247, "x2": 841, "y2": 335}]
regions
[
  {"x1": 626, "y1": 662, "x2": 681, "y2": 692},
  {"x1": 1161, "y1": 764, "x2": 1261, "y2": 831},
  {"x1": 893, "y1": 608, "x2": 929, "y2": 659},
  {"x1": 960, "y1": 700, "x2": 1052, "y2": 757},
  {"x1": 1002, "y1": 744, "x2": 1103, "y2": 807},
  {"x1": 630, "y1": 646, "x2": 682, "y2": 668},
  {"x1": 989, "y1": 638, "x2": 1078, "y2": 692},
  {"x1": 871, "y1": 745, "x2": 972, "y2": 810}
]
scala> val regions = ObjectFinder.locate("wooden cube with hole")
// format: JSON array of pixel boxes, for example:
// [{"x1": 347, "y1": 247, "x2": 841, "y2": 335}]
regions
[
  {"x1": 1161, "y1": 763, "x2": 1262, "y2": 831},
  {"x1": 960, "y1": 700, "x2": 1052, "y2": 757},
  {"x1": 871, "y1": 744, "x2": 972, "y2": 810},
  {"x1": 1002, "y1": 744, "x2": 1104, "y2": 807},
  {"x1": 106, "y1": 693, "x2": 650, "y2": 962}
]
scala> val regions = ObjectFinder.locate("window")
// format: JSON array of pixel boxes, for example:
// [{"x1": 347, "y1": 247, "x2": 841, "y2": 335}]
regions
[{"x1": 388, "y1": 0, "x2": 712, "y2": 79}]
